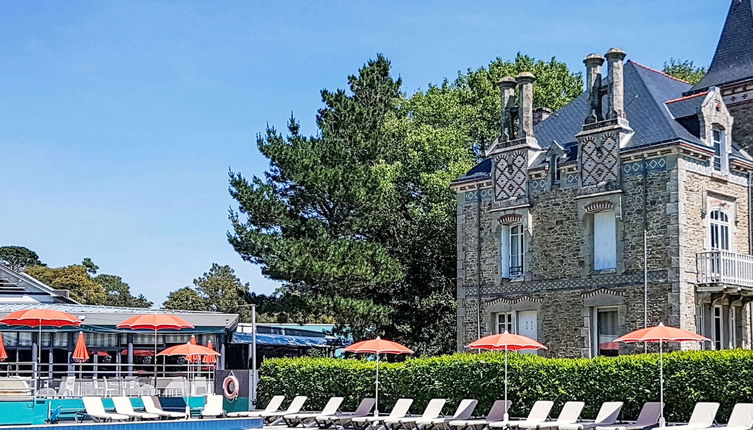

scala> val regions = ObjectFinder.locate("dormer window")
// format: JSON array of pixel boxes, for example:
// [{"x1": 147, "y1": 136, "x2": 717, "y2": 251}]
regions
[
  {"x1": 550, "y1": 155, "x2": 561, "y2": 185},
  {"x1": 712, "y1": 126, "x2": 727, "y2": 172}
]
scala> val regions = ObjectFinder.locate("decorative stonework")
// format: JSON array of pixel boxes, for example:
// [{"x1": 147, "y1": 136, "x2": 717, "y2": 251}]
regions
[
  {"x1": 498, "y1": 214, "x2": 523, "y2": 225},
  {"x1": 582, "y1": 287, "x2": 625, "y2": 298},
  {"x1": 580, "y1": 131, "x2": 620, "y2": 186},
  {"x1": 485, "y1": 295, "x2": 543, "y2": 306},
  {"x1": 493, "y1": 150, "x2": 528, "y2": 201},
  {"x1": 584, "y1": 200, "x2": 615, "y2": 213}
]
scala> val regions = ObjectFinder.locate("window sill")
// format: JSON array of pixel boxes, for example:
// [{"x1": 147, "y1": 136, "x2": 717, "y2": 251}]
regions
[{"x1": 592, "y1": 268, "x2": 617, "y2": 275}]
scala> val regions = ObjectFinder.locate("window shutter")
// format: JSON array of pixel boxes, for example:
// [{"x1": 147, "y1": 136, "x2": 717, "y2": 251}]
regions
[{"x1": 594, "y1": 211, "x2": 617, "y2": 270}]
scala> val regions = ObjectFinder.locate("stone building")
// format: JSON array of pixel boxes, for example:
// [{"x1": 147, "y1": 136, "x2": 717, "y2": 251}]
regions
[{"x1": 452, "y1": 0, "x2": 753, "y2": 357}]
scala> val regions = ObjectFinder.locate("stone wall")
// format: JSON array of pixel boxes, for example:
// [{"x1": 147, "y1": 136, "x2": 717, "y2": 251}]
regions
[{"x1": 730, "y1": 100, "x2": 753, "y2": 154}]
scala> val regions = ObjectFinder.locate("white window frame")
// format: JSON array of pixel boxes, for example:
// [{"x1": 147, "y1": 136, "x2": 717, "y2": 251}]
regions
[
  {"x1": 501, "y1": 224, "x2": 525, "y2": 278},
  {"x1": 713, "y1": 305, "x2": 723, "y2": 350},
  {"x1": 712, "y1": 126, "x2": 727, "y2": 172},
  {"x1": 592, "y1": 307, "x2": 619, "y2": 356},
  {"x1": 729, "y1": 307, "x2": 736, "y2": 349},
  {"x1": 709, "y1": 208, "x2": 731, "y2": 251},
  {"x1": 496, "y1": 312, "x2": 514, "y2": 334},
  {"x1": 593, "y1": 211, "x2": 617, "y2": 271}
]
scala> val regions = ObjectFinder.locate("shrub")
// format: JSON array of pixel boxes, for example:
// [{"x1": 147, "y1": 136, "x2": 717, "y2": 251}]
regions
[{"x1": 258, "y1": 350, "x2": 753, "y2": 422}]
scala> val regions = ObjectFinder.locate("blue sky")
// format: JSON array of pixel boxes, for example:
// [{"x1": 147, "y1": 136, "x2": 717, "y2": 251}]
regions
[{"x1": 0, "y1": 1, "x2": 727, "y2": 304}]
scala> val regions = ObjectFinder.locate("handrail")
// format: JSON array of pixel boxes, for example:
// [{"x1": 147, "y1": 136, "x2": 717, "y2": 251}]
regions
[{"x1": 697, "y1": 250, "x2": 753, "y2": 288}]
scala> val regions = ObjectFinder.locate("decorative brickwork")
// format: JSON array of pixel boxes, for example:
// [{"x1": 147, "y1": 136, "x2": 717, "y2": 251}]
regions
[{"x1": 493, "y1": 150, "x2": 528, "y2": 201}]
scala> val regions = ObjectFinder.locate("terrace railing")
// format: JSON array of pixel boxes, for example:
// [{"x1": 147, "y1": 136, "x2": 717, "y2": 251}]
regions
[{"x1": 697, "y1": 250, "x2": 753, "y2": 288}]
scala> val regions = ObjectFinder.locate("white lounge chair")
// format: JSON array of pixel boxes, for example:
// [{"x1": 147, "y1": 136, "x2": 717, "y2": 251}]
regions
[
  {"x1": 489, "y1": 401, "x2": 555, "y2": 429},
  {"x1": 82, "y1": 397, "x2": 130, "y2": 422},
  {"x1": 560, "y1": 402, "x2": 623, "y2": 430},
  {"x1": 141, "y1": 396, "x2": 188, "y2": 419},
  {"x1": 450, "y1": 400, "x2": 512, "y2": 430},
  {"x1": 417, "y1": 399, "x2": 479, "y2": 430},
  {"x1": 698, "y1": 403, "x2": 753, "y2": 430},
  {"x1": 284, "y1": 396, "x2": 344, "y2": 427},
  {"x1": 316, "y1": 397, "x2": 376, "y2": 427},
  {"x1": 666, "y1": 403, "x2": 720, "y2": 430},
  {"x1": 113, "y1": 396, "x2": 160, "y2": 420},
  {"x1": 519, "y1": 401, "x2": 584, "y2": 429},
  {"x1": 264, "y1": 395, "x2": 309, "y2": 424},
  {"x1": 227, "y1": 394, "x2": 286, "y2": 418},
  {"x1": 352, "y1": 398, "x2": 414, "y2": 430},
  {"x1": 596, "y1": 402, "x2": 662, "y2": 430},
  {"x1": 201, "y1": 394, "x2": 225, "y2": 418},
  {"x1": 398, "y1": 399, "x2": 447, "y2": 430}
]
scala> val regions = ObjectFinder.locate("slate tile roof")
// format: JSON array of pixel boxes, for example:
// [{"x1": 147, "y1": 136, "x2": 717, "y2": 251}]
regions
[
  {"x1": 691, "y1": 0, "x2": 753, "y2": 91},
  {"x1": 455, "y1": 61, "x2": 733, "y2": 182}
]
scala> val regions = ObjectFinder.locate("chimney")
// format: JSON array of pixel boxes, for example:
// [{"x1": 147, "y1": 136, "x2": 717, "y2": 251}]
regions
[
  {"x1": 498, "y1": 76, "x2": 517, "y2": 141},
  {"x1": 583, "y1": 53, "x2": 605, "y2": 123},
  {"x1": 517, "y1": 72, "x2": 536, "y2": 137},
  {"x1": 605, "y1": 48, "x2": 627, "y2": 119},
  {"x1": 533, "y1": 107, "x2": 552, "y2": 125}
]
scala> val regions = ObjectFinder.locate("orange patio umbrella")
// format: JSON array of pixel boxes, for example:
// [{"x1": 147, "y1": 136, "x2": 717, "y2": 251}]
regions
[
  {"x1": 0, "y1": 334, "x2": 7, "y2": 362},
  {"x1": 467, "y1": 332, "x2": 547, "y2": 420},
  {"x1": 157, "y1": 343, "x2": 221, "y2": 358},
  {"x1": 72, "y1": 332, "x2": 90, "y2": 363},
  {"x1": 345, "y1": 337, "x2": 413, "y2": 417},
  {"x1": 202, "y1": 340, "x2": 217, "y2": 365},
  {"x1": 187, "y1": 335, "x2": 200, "y2": 363},
  {"x1": 117, "y1": 314, "x2": 194, "y2": 380},
  {"x1": 615, "y1": 323, "x2": 709, "y2": 427}
]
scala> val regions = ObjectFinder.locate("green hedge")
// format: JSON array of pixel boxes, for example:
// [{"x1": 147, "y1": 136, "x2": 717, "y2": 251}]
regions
[{"x1": 258, "y1": 350, "x2": 753, "y2": 422}]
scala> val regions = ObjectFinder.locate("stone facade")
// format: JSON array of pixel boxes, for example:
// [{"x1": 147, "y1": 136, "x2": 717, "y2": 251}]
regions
[{"x1": 454, "y1": 43, "x2": 753, "y2": 357}]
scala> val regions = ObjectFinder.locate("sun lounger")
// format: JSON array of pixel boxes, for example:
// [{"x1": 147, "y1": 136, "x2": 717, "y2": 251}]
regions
[
  {"x1": 315, "y1": 397, "x2": 376, "y2": 428},
  {"x1": 449, "y1": 400, "x2": 512, "y2": 430},
  {"x1": 519, "y1": 401, "x2": 584, "y2": 430},
  {"x1": 416, "y1": 399, "x2": 478, "y2": 430},
  {"x1": 352, "y1": 398, "x2": 414, "y2": 430},
  {"x1": 227, "y1": 395, "x2": 286, "y2": 418},
  {"x1": 263, "y1": 395, "x2": 309, "y2": 424},
  {"x1": 665, "y1": 403, "x2": 719, "y2": 430},
  {"x1": 489, "y1": 401, "x2": 555, "y2": 429},
  {"x1": 284, "y1": 396, "x2": 345, "y2": 427},
  {"x1": 142, "y1": 396, "x2": 188, "y2": 419},
  {"x1": 112, "y1": 396, "x2": 160, "y2": 420},
  {"x1": 595, "y1": 402, "x2": 662, "y2": 430},
  {"x1": 697, "y1": 403, "x2": 753, "y2": 430},
  {"x1": 82, "y1": 397, "x2": 131, "y2": 422},
  {"x1": 201, "y1": 394, "x2": 225, "y2": 418},
  {"x1": 398, "y1": 399, "x2": 448, "y2": 430},
  {"x1": 560, "y1": 402, "x2": 623, "y2": 430}
]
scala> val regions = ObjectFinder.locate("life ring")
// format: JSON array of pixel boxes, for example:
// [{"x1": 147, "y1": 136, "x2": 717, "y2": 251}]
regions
[{"x1": 223, "y1": 374, "x2": 239, "y2": 400}]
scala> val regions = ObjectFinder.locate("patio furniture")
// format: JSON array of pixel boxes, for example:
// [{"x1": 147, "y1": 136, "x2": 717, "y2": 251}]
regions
[
  {"x1": 263, "y1": 395, "x2": 308, "y2": 424},
  {"x1": 141, "y1": 396, "x2": 188, "y2": 419},
  {"x1": 662, "y1": 402, "x2": 719, "y2": 430},
  {"x1": 697, "y1": 403, "x2": 753, "y2": 430},
  {"x1": 315, "y1": 397, "x2": 376, "y2": 428},
  {"x1": 559, "y1": 402, "x2": 624, "y2": 430},
  {"x1": 398, "y1": 399, "x2": 448, "y2": 430},
  {"x1": 449, "y1": 400, "x2": 512, "y2": 430},
  {"x1": 595, "y1": 402, "x2": 662, "y2": 430},
  {"x1": 489, "y1": 401, "x2": 555, "y2": 429},
  {"x1": 352, "y1": 398, "x2": 414, "y2": 430},
  {"x1": 518, "y1": 401, "x2": 585, "y2": 430},
  {"x1": 200, "y1": 394, "x2": 225, "y2": 418},
  {"x1": 227, "y1": 394, "x2": 285, "y2": 418},
  {"x1": 416, "y1": 399, "x2": 479, "y2": 430},
  {"x1": 82, "y1": 397, "x2": 130, "y2": 422},
  {"x1": 284, "y1": 396, "x2": 344, "y2": 427},
  {"x1": 113, "y1": 396, "x2": 159, "y2": 420}
]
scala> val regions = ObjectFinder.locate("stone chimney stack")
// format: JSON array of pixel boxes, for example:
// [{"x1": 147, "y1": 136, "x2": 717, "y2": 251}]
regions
[
  {"x1": 517, "y1": 72, "x2": 536, "y2": 137},
  {"x1": 498, "y1": 76, "x2": 517, "y2": 141},
  {"x1": 605, "y1": 48, "x2": 627, "y2": 119},
  {"x1": 533, "y1": 107, "x2": 552, "y2": 125},
  {"x1": 583, "y1": 54, "x2": 606, "y2": 123}
]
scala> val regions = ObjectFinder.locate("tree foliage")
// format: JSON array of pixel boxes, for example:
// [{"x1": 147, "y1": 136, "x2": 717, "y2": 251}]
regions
[
  {"x1": 663, "y1": 58, "x2": 706, "y2": 85},
  {"x1": 162, "y1": 264, "x2": 251, "y2": 320},
  {"x1": 25, "y1": 264, "x2": 106, "y2": 304},
  {"x1": 228, "y1": 54, "x2": 581, "y2": 354},
  {"x1": 94, "y1": 274, "x2": 152, "y2": 308},
  {"x1": 0, "y1": 246, "x2": 43, "y2": 272}
]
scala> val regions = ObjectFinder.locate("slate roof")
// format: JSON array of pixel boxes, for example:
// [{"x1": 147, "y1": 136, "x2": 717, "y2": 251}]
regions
[
  {"x1": 691, "y1": 0, "x2": 753, "y2": 91},
  {"x1": 455, "y1": 61, "x2": 719, "y2": 182}
]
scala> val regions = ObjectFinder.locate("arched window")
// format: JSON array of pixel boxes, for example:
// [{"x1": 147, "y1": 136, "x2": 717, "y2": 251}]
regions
[
  {"x1": 712, "y1": 126, "x2": 727, "y2": 172},
  {"x1": 709, "y1": 209, "x2": 730, "y2": 250}
]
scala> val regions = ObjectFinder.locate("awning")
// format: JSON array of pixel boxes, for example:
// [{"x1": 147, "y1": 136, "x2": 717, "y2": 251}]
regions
[{"x1": 232, "y1": 332, "x2": 343, "y2": 348}]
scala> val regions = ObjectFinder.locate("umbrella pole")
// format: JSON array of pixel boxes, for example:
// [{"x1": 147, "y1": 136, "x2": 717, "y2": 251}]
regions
[
  {"x1": 504, "y1": 347, "x2": 509, "y2": 421},
  {"x1": 154, "y1": 329, "x2": 158, "y2": 387},
  {"x1": 659, "y1": 340, "x2": 665, "y2": 427},
  {"x1": 375, "y1": 352, "x2": 380, "y2": 418}
]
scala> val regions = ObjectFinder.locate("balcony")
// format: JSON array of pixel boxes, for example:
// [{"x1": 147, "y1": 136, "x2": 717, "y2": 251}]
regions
[{"x1": 697, "y1": 251, "x2": 753, "y2": 289}]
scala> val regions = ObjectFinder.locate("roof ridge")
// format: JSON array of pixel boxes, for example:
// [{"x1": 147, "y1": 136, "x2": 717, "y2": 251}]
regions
[
  {"x1": 665, "y1": 91, "x2": 708, "y2": 104},
  {"x1": 628, "y1": 60, "x2": 691, "y2": 84}
]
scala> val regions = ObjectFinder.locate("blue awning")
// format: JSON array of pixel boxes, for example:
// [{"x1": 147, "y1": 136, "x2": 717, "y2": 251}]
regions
[{"x1": 232, "y1": 332, "x2": 342, "y2": 348}]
